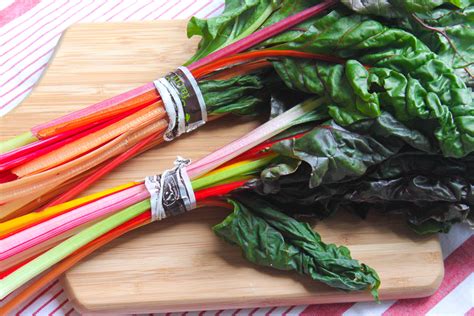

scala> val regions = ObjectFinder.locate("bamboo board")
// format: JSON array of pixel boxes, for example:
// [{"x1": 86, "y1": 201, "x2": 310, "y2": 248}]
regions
[{"x1": 0, "y1": 21, "x2": 444, "y2": 314}]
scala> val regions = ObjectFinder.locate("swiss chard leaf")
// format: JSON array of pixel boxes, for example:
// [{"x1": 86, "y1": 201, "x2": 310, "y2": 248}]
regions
[
  {"x1": 396, "y1": 6, "x2": 474, "y2": 83},
  {"x1": 185, "y1": 0, "x2": 286, "y2": 65},
  {"x1": 200, "y1": 74, "x2": 269, "y2": 115},
  {"x1": 329, "y1": 175, "x2": 474, "y2": 235},
  {"x1": 213, "y1": 194, "x2": 380, "y2": 298},
  {"x1": 269, "y1": 13, "x2": 473, "y2": 157},
  {"x1": 257, "y1": 146, "x2": 474, "y2": 233},
  {"x1": 262, "y1": 112, "x2": 429, "y2": 189},
  {"x1": 340, "y1": 0, "x2": 470, "y2": 17}
]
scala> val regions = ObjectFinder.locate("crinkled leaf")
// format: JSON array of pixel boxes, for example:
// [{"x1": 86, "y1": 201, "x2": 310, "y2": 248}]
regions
[
  {"x1": 369, "y1": 151, "x2": 474, "y2": 179},
  {"x1": 341, "y1": 0, "x2": 470, "y2": 18},
  {"x1": 257, "y1": 149, "x2": 473, "y2": 233},
  {"x1": 264, "y1": 113, "x2": 422, "y2": 188},
  {"x1": 269, "y1": 12, "x2": 473, "y2": 157},
  {"x1": 396, "y1": 6, "x2": 474, "y2": 82},
  {"x1": 348, "y1": 112, "x2": 435, "y2": 153},
  {"x1": 407, "y1": 203, "x2": 471, "y2": 234},
  {"x1": 213, "y1": 194, "x2": 380, "y2": 297}
]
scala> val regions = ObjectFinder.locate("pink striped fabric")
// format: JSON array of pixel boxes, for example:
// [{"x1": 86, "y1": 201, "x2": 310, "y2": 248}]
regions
[{"x1": 1, "y1": 1, "x2": 473, "y2": 315}]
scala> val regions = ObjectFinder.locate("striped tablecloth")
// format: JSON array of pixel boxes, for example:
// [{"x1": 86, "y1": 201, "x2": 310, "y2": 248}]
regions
[{"x1": 1, "y1": 1, "x2": 473, "y2": 315}]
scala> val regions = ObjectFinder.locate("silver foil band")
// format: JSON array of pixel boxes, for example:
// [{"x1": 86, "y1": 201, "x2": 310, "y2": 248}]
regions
[
  {"x1": 144, "y1": 157, "x2": 196, "y2": 222},
  {"x1": 153, "y1": 66, "x2": 207, "y2": 141}
]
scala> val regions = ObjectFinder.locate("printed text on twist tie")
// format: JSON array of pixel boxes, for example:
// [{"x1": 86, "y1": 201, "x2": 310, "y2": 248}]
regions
[
  {"x1": 153, "y1": 66, "x2": 207, "y2": 141},
  {"x1": 144, "y1": 157, "x2": 196, "y2": 222}
]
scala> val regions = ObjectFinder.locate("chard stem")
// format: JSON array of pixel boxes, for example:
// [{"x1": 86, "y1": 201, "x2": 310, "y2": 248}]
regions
[
  {"x1": 187, "y1": 97, "x2": 326, "y2": 179},
  {"x1": 188, "y1": 0, "x2": 338, "y2": 71}
]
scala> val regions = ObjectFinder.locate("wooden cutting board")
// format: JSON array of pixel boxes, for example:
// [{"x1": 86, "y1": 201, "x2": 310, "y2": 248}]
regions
[{"x1": 0, "y1": 21, "x2": 444, "y2": 314}]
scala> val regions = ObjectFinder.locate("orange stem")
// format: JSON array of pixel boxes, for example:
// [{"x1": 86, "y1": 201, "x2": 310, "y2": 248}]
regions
[
  {"x1": 37, "y1": 89, "x2": 160, "y2": 139},
  {"x1": 13, "y1": 103, "x2": 165, "y2": 178},
  {"x1": 207, "y1": 60, "x2": 272, "y2": 80}
]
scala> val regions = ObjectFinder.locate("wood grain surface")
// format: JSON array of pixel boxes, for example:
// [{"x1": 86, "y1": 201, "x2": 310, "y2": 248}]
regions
[{"x1": 0, "y1": 21, "x2": 444, "y2": 314}]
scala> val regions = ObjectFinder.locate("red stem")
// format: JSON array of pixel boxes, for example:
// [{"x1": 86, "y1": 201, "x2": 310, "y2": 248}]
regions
[
  {"x1": 0, "y1": 252, "x2": 42, "y2": 279},
  {"x1": 0, "y1": 171, "x2": 17, "y2": 183},
  {"x1": 198, "y1": 199, "x2": 233, "y2": 210},
  {"x1": 192, "y1": 49, "x2": 345, "y2": 78},
  {"x1": 221, "y1": 131, "x2": 307, "y2": 168},
  {"x1": 195, "y1": 179, "x2": 251, "y2": 201}
]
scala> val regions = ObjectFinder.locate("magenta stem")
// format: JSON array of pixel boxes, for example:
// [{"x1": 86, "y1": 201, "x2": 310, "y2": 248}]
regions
[
  {"x1": 187, "y1": 0, "x2": 338, "y2": 71},
  {"x1": 30, "y1": 83, "x2": 156, "y2": 136}
]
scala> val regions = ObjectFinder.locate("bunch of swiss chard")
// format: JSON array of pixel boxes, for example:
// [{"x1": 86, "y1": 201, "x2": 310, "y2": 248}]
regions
[
  {"x1": 190, "y1": 0, "x2": 472, "y2": 156},
  {"x1": 1, "y1": 0, "x2": 473, "y2": 311},
  {"x1": 0, "y1": 0, "x2": 337, "y2": 217},
  {"x1": 2, "y1": 0, "x2": 471, "y2": 214},
  {"x1": 195, "y1": 0, "x2": 473, "y2": 296}
]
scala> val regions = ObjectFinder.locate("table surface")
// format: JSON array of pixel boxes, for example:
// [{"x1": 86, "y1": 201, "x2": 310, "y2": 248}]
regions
[{"x1": 0, "y1": 1, "x2": 472, "y2": 315}]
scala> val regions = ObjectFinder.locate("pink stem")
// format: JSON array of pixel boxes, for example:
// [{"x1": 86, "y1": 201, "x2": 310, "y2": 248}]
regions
[
  {"x1": 0, "y1": 185, "x2": 149, "y2": 261},
  {"x1": 187, "y1": 98, "x2": 323, "y2": 179},
  {"x1": 187, "y1": 0, "x2": 338, "y2": 71},
  {"x1": 0, "y1": 129, "x2": 85, "y2": 164},
  {"x1": 0, "y1": 109, "x2": 138, "y2": 172},
  {"x1": 30, "y1": 83, "x2": 155, "y2": 136}
]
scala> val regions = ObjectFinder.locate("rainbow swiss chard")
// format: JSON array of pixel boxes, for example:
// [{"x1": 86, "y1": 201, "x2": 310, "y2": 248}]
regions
[{"x1": 2, "y1": 0, "x2": 474, "y2": 308}]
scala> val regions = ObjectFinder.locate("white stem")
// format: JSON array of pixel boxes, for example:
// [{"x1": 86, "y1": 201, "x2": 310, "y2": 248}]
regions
[{"x1": 187, "y1": 97, "x2": 325, "y2": 179}]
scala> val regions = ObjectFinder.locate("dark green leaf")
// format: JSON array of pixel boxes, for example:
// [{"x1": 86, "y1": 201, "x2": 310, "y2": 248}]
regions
[
  {"x1": 256, "y1": 149, "x2": 473, "y2": 233},
  {"x1": 264, "y1": 113, "x2": 417, "y2": 188},
  {"x1": 264, "y1": 11, "x2": 473, "y2": 157},
  {"x1": 213, "y1": 194, "x2": 380, "y2": 298},
  {"x1": 271, "y1": 59, "x2": 472, "y2": 158},
  {"x1": 200, "y1": 74, "x2": 269, "y2": 116},
  {"x1": 340, "y1": 0, "x2": 470, "y2": 18}
]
